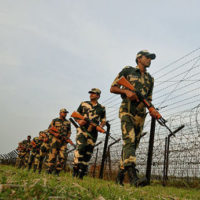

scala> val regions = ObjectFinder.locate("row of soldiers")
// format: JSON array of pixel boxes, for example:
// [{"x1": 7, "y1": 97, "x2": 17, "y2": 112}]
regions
[
  {"x1": 16, "y1": 108, "x2": 75, "y2": 175},
  {"x1": 16, "y1": 131, "x2": 50, "y2": 173},
  {"x1": 16, "y1": 88, "x2": 106, "y2": 179},
  {"x1": 16, "y1": 50, "x2": 159, "y2": 187}
]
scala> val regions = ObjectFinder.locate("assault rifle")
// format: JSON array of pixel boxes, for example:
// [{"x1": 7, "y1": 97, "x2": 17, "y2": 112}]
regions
[
  {"x1": 17, "y1": 144, "x2": 26, "y2": 152},
  {"x1": 40, "y1": 132, "x2": 49, "y2": 143},
  {"x1": 31, "y1": 140, "x2": 37, "y2": 148},
  {"x1": 48, "y1": 126, "x2": 75, "y2": 147},
  {"x1": 48, "y1": 126, "x2": 60, "y2": 137},
  {"x1": 69, "y1": 117, "x2": 95, "y2": 140},
  {"x1": 64, "y1": 136, "x2": 76, "y2": 148},
  {"x1": 117, "y1": 76, "x2": 174, "y2": 135},
  {"x1": 71, "y1": 111, "x2": 106, "y2": 134}
]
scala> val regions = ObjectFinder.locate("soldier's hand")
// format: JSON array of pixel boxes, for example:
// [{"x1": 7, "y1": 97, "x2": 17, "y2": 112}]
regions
[
  {"x1": 124, "y1": 90, "x2": 139, "y2": 102},
  {"x1": 77, "y1": 119, "x2": 87, "y2": 126}
]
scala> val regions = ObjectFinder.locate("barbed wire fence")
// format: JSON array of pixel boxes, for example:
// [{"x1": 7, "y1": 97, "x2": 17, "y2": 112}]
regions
[{"x1": 1, "y1": 48, "x2": 200, "y2": 184}]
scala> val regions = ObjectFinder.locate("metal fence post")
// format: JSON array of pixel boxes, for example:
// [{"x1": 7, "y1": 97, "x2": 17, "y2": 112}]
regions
[
  {"x1": 99, "y1": 122, "x2": 110, "y2": 179},
  {"x1": 146, "y1": 116, "x2": 156, "y2": 185},
  {"x1": 92, "y1": 148, "x2": 99, "y2": 178},
  {"x1": 162, "y1": 125, "x2": 184, "y2": 186}
]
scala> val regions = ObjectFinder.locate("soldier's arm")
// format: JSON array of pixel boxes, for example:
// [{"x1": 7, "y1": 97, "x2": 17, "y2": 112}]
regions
[
  {"x1": 67, "y1": 122, "x2": 72, "y2": 138},
  {"x1": 147, "y1": 78, "x2": 154, "y2": 102},
  {"x1": 99, "y1": 107, "x2": 106, "y2": 128},
  {"x1": 110, "y1": 70, "x2": 139, "y2": 101},
  {"x1": 48, "y1": 119, "x2": 55, "y2": 129},
  {"x1": 110, "y1": 69, "x2": 126, "y2": 95},
  {"x1": 77, "y1": 103, "x2": 83, "y2": 114},
  {"x1": 76, "y1": 103, "x2": 87, "y2": 126}
]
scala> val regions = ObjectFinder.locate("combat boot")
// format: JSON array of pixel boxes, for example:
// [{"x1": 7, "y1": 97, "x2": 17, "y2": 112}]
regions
[
  {"x1": 46, "y1": 166, "x2": 54, "y2": 174},
  {"x1": 18, "y1": 161, "x2": 22, "y2": 169},
  {"x1": 33, "y1": 164, "x2": 37, "y2": 172},
  {"x1": 116, "y1": 169, "x2": 125, "y2": 186},
  {"x1": 46, "y1": 169, "x2": 52, "y2": 174},
  {"x1": 127, "y1": 164, "x2": 148, "y2": 187},
  {"x1": 38, "y1": 164, "x2": 42, "y2": 174},
  {"x1": 28, "y1": 163, "x2": 32, "y2": 171},
  {"x1": 38, "y1": 162, "x2": 43, "y2": 174},
  {"x1": 78, "y1": 169, "x2": 85, "y2": 180},
  {"x1": 38, "y1": 168, "x2": 42, "y2": 174},
  {"x1": 72, "y1": 166, "x2": 79, "y2": 177},
  {"x1": 55, "y1": 169, "x2": 60, "y2": 176}
]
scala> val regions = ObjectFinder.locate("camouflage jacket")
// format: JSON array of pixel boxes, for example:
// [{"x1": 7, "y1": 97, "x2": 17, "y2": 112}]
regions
[
  {"x1": 49, "y1": 118, "x2": 71, "y2": 137},
  {"x1": 77, "y1": 101, "x2": 106, "y2": 132},
  {"x1": 17, "y1": 139, "x2": 31, "y2": 152},
  {"x1": 30, "y1": 137, "x2": 42, "y2": 151},
  {"x1": 111, "y1": 66, "x2": 154, "y2": 117},
  {"x1": 39, "y1": 130, "x2": 49, "y2": 143}
]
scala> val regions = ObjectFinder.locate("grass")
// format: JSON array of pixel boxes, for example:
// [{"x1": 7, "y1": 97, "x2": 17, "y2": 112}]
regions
[{"x1": 0, "y1": 165, "x2": 200, "y2": 200}]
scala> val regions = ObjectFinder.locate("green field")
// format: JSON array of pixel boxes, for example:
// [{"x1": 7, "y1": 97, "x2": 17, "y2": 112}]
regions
[{"x1": 0, "y1": 165, "x2": 200, "y2": 200}]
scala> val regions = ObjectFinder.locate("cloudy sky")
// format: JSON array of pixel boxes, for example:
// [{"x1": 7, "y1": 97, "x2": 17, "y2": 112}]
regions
[{"x1": 0, "y1": 0, "x2": 200, "y2": 153}]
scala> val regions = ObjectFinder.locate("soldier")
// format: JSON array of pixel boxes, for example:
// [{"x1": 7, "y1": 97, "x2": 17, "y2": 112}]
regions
[
  {"x1": 72, "y1": 88, "x2": 106, "y2": 179},
  {"x1": 47, "y1": 108, "x2": 72, "y2": 175},
  {"x1": 16, "y1": 141, "x2": 26, "y2": 168},
  {"x1": 16, "y1": 135, "x2": 31, "y2": 168},
  {"x1": 38, "y1": 130, "x2": 50, "y2": 173},
  {"x1": 24, "y1": 135, "x2": 31, "y2": 167},
  {"x1": 110, "y1": 50, "x2": 159, "y2": 186},
  {"x1": 28, "y1": 136, "x2": 42, "y2": 172}
]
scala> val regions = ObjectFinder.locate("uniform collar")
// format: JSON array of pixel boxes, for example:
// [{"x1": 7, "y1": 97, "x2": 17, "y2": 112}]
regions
[
  {"x1": 136, "y1": 65, "x2": 148, "y2": 74},
  {"x1": 136, "y1": 66, "x2": 140, "y2": 71},
  {"x1": 89, "y1": 101, "x2": 99, "y2": 107}
]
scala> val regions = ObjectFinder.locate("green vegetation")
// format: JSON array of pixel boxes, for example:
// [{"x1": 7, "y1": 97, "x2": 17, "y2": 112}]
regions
[{"x1": 0, "y1": 165, "x2": 200, "y2": 200}]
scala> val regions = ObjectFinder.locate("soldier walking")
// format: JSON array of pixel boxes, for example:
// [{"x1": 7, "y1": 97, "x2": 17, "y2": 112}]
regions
[
  {"x1": 38, "y1": 130, "x2": 50, "y2": 173},
  {"x1": 72, "y1": 88, "x2": 106, "y2": 179},
  {"x1": 28, "y1": 136, "x2": 42, "y2": 172},
  {"x1": 47, "y1": 108, "x2": 72, "y2": 175},
  {"x1": 110, "y1": 50, "x2": 159, "y2": 186},
  {"x1": 16, "y1": 135, "x2": 31, "y2": 169}
]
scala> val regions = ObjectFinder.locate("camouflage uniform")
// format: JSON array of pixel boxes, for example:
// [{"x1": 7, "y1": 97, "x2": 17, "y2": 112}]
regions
[
  {"x1": 24, "y1": 139, "x2": 31, "y2": 167},
  {"x1": 111, "y1": 64, "x2": 154, "y2": 187},
  {"x1": 16, "y1": 141, "x2": 26, "y2": 168},
  {"x1": 28, "y1": 137, "x2": 42, "y2": 172},
  {"x1": 111, "y1": 65, "x2": 154, "y2": 169},
  {"x1": 47, "y1": 117, "x2": 71, "y2": 174},
  {"x1": 73, "y1": 100, "x2": 106, "y2": 178},
  {"x1": 38, "y1": 131, "x2": 50, "y2": 173},
  {"x1": 16, "y1": 139, "x2": 31, "y2": 168}
]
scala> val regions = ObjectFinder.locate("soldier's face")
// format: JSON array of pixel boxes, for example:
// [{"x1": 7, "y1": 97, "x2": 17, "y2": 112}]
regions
[
  {"x1": 90, "y1": 92, "x2": 100, "y2": 101},
  {"x1": 139, "y1": 55, "x2": 151, "y2": 67},
  {"x1": 60, "y1": 112, "x2": 67, "y2": 118},
  {"x1": 39, "y1": 135, "x2": 43, "y2": 140}
]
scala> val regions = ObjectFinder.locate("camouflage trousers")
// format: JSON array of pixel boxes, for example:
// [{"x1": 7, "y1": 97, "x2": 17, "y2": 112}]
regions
[
  {"x1": 38, "y1": 142, "x2": 49, "y2": 171},
  {"x1": 47, "y1": 137, "x2": 67, "y2": 172},
  {"x1": 24, "y1": 151, "x2": 30, "y2": 167},
  {"x1": 73, "y1": 128, "x2": 96, "y2": 173},
  {"x1": 16, "y1": 152, "x2": 26, "y2": 168},
  {"x1": 28, "y1": 150, "x2": 40, "y2": 169},
  {"x1": 119, "y1": 113, "x2": 145, "y2": 169}
]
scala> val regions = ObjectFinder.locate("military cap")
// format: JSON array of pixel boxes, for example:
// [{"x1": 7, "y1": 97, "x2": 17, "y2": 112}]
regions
[
  {"x1": 88, "y1": 88, "x2": 101, "y2": 95},
  {"x1": 136, "y1": 50, "x2": 156, "y2": 61},
  {"x1": 60, "y1": 108, "x2": 69, "y2": 113}
]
